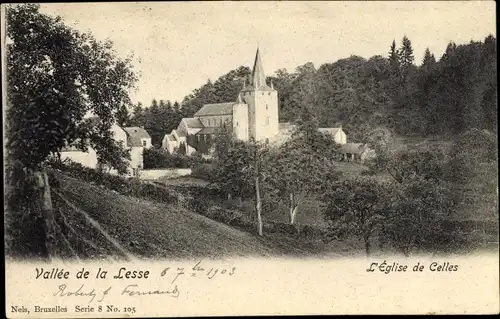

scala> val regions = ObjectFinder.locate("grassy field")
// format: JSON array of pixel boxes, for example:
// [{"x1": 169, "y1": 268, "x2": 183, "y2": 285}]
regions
[{"x1": 51, "y1": 172, "x2": 366, "y2": 260}]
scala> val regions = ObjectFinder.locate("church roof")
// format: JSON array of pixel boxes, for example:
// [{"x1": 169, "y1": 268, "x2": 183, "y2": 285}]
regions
[
  {"x1": 196, "y1": 127, "x2": 218, "y2": 135},
  {"x1": 251, "y1": 48, "x2": 266, "y2": 88},
  {"x1": 183, "y1": 117, "x2": 204, "y2": 128},
  {"x1": 241, "y1": 48, "x2": 275, "y2": 92},
  {"x1": 123, "y1": 127, "x2": 151, "y2": 147},
  {"x1": 194, "y1": 102, "x2": 235, "y2": 117},
  {"x1": 341, "y1": 143, "x2": 368, "y2": 154},
  {"x1": 319, "y1": 127, "x2": 343, "y2": 136}
]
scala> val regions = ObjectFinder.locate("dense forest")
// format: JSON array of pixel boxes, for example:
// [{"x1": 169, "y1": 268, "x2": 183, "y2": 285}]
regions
[{"x1": 123, "y1": 35, "x2": 496, "y2": 146}]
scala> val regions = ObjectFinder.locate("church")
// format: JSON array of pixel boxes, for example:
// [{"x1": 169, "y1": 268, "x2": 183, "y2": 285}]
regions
[{"x1": 162, "y1": 48, "x2": 347, "y2": 155}]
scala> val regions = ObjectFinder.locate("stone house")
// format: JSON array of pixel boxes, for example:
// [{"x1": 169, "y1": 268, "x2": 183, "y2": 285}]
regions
[{"x1": 59, "y1": 118, "x2": 152, "y2": 176}]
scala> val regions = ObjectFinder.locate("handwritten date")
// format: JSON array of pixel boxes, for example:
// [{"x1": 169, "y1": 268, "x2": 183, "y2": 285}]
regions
[{"x1": 161, "y1": 261, "x2": 236, "y2": 283}]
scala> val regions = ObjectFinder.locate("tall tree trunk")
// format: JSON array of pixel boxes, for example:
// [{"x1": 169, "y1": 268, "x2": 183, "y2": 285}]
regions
[
  {"x1": 289, "y1": 193, "x2": 299, "y2": 225},
  {"x1": 364, "y1": 232, "x2": 371, "y2": 256},
  {"x1": 255, "y1": 176, "x2": 263, "y2": 236},
  {"x1": 291, "y1": 206, "x2": 299, "y2": 225},
  {"x1": 34, "y1": 169, "x2": 57, "y2": 258}
]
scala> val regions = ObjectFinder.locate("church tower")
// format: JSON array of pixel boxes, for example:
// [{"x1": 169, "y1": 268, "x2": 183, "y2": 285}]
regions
[{"x1": 239, "y1": 48, "x2": 279, "y2": 141}]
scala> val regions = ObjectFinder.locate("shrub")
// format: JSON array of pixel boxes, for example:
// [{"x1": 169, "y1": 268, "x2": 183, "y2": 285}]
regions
[
  {"x1": 191, "y1": 163, "x2": 215, "y2": 180},
  {"x1": 143, "y1": 148, "x2": 204, "y2": 169},
  {"x1": 48, "y1": 159, "x2": 177, "y2": 204},
  {"x1": 205, "y1": 206, "x2": 246, "y2": 226}
]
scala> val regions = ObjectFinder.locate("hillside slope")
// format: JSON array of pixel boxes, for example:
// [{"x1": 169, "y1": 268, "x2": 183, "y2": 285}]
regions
[{"x1": 52, "y1": 172, "x2": 277, "y2": 260}]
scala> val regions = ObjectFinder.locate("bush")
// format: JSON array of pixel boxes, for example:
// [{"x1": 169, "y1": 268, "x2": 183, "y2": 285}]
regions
[
  {"x1": 48, "y1": 159, "x2": 177, "y2": 204},
  {"x1": 264, "y1": 221, "x2": 298, "y2": 235},
  {"x1": 191, "y1": 163, "x2": 215, "y2": 180},
  {"x1": 143, "y1": 148, "x2": 203, "y2": 169},
  {"x1": 205, "y1": 206, "x2": 247, "y2": 226}
]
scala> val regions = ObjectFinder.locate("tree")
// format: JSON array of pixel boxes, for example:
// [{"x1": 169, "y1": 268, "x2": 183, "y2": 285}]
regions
[
  {"x1": 322, "y1": 177, "x2": 392, "y2": 255},
  {"x1": 388, "y1": 39, "x2": 399, "y2": 69},
  {"x1": 421, "y1": 47, "x2": 436, "y2": 71},
  {"x1": 267, "y1": 119, "x2": 341, "y2": 226},
  {"x1": 181, "y1": 66, "x2": 251, "y2": 117},
  {"x1": 385, "y1": 177, "x2": 452, "y2": 256},
  {"x1": 447, "y1": 129, "x2": 498, "y2": 220},
  {"x1": 210, "y1": 127, "x2": 269, "y2": 235},
  {"x1": 5, "y1": 4, "x2": 137, "y2": 258},
  {"x1": 365, "y1": 145, "x2": 456, "y2": 255},
  {"x1": 116, "y1": 104, "x2": 131, "y2": 127},
  {"x1": 399, "y1": 35, "x2": 415, "y2": 78}
]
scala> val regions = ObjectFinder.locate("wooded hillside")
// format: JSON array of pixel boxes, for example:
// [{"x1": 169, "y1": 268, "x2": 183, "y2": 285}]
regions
[{"x1": 127, "y1": 35, "x2": 496, "y2": 144}]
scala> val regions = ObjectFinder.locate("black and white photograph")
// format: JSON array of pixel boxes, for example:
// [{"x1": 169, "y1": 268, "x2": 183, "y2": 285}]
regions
[{"x1": 3, "y1": 1, "x2": 498, "y2": 316}]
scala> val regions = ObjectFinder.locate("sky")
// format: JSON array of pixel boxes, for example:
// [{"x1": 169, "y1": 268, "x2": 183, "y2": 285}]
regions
[{"x1": 36, "y1": 1, "x2": 496, "y2": 106}]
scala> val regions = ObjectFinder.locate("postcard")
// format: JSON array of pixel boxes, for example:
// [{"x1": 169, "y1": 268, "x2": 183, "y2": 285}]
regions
[{"x1": 3, "y1": 1, "x2": 499, "y2": 317}]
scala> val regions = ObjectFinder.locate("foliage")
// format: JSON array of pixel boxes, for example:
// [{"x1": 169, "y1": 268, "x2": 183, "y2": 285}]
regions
[
  {"x1": 385, "y1": 177, "x2": 454, "y2": 256},
  {"x1": 128, "y1": 99, "x2": 183, "y2": 147},
  {"x1": 48, "y1": 159, "x2": 178, "y2": 204},
  {"x1": 142, "y1": 147, "x2": 203, "y2": 169},
  {"x1": 132, "y1": 34, "x2": 496, "y2": 146},
  {"x1": 191, "y1": 163, "x2": 215, "y2": 181},
  {"x1": 446, "y1": 129, "x2": 498, "y2": 220},
  {"x1": 5, "y1": 4, "x2": 136, "y2": 258},
  {"x1": 322, "y1": 177, "x2": 392, "y2": 255},
  {"x1": 265, "y1": 119, "x2": 341, "y2": 225},
  {"x1": 180, "y1": 66, "x2": 251, "y2": 116},
  {"x1": 6, "y1": 4, "x2": 137, "y2": 171}
]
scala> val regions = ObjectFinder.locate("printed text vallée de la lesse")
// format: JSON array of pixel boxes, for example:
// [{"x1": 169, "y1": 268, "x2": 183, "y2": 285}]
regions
[{"x1": 9, "y1": 261, "x2": 237, "y2": 314}]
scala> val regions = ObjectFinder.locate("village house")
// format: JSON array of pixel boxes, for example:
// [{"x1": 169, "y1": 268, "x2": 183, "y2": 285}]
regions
[
  {"x1": 59, "y1": 117, "x2": 152, "y2": 176},
  {"x1": 162, "y1": 48, "x2": 348, "y2": 154},
  {"x1": 340, "y1": 143, "x2": 375, "y2": 163}
]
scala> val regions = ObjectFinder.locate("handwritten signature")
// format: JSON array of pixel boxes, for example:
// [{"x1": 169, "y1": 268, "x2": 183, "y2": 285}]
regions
[
  {"x1": 53, "y1": 284, "x2": 111, "y2": 303},
  {"x1": 53, "y1": 284, "x2": 180, "y2": 304}
]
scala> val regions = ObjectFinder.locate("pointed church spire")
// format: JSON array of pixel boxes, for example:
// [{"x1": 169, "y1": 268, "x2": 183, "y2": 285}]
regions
[
  {"x1": 251, "y1": 48, "x2": 267, "y2": 88},
  {"x1": 237, "y1": 92, "x2": 243, "y2": 103},
  {"x1": 270, "y1": 80, "x2": 274, "y2": 90}
]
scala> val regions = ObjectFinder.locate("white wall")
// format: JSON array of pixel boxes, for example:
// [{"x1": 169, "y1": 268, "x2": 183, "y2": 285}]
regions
[
  {"x1": 59, "y1": 148, "x2": 98, "y2": 169},
  {"x1": 139, "y1": 168, "x2": 192, "y2": 180},
  {"x1": 334, "y1": 130, "x2": 347, "y2": 145},
  {"x1": 232, "y1": 102, "x2": 249, "y2": 141},
  {"x1": 111, "y1": 124, "x2": 128, "y2": 146},
  {"x1": 140, "y1": 137, "x2": 152, "y2": 148},
  {"x1": 243, "y1": 89, "x2": 279, "y2": 141},
  {"x1": 129, "y1": 147, "x2": 144, "y2": 169},
  {"x1": 162, "y1": 135, "x2": 177, "y2": 154}
]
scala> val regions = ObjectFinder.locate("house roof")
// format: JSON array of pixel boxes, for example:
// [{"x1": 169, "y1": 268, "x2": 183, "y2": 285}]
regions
[
  {"x1": 123, "y1": 127, "x2": 151, "y2": 147},
  {"x1": 319, "y1": 127, "x2": 342, "y2": 136},
  {"x1": 165, "y1": 134, "x2": 176, "y2": 142},
  {"x1": 194, "y1": 102, "x2": 235, "y2": 117},
  {"x1": 183, "y1": 117, "x2": 204, "y2": 128},
  {"x1": 341, "y1": 143, "x2": 367, "y2": 154}
]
